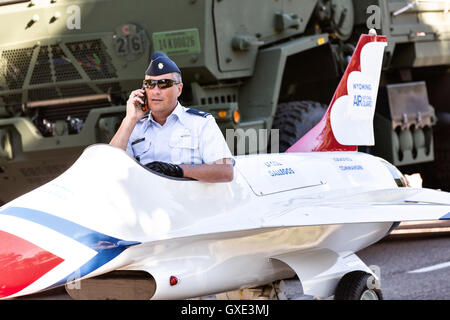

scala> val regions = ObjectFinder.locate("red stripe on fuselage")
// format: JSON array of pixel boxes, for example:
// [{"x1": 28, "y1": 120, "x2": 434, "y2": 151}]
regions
[{"x1": 0, "y1": 230, "x2": 64, "y2": 299}]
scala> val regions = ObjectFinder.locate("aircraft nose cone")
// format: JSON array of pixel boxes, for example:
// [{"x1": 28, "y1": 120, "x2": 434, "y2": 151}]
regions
[{"x1": 0, "y1": 230, "x2": 64, "y2": 299}]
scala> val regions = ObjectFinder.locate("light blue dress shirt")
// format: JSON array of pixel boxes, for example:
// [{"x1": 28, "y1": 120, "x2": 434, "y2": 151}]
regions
[{"x1": 126, "y1": 103, "x2": 233, "y2": 165}]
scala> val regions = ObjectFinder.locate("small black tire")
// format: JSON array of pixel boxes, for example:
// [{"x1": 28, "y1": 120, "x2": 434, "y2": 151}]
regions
[{"x1": 334, "y1": 271, "x2": 383, "y2": 300}]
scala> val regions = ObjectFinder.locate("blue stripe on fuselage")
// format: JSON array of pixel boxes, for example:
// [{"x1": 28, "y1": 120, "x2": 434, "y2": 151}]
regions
[
  {"x1": 0, "y1": 206, "x2": 140, "y2": 289},
  {"x1": 440, "y1": 212, "x2": 450, "y2": 220}
]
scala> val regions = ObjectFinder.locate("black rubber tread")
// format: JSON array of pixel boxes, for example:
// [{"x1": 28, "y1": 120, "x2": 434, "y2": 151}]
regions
[
  {"x1": 430, "y1": 112, "x2": 450, "y2": 191},
  {"x1": 270, "y1": 101, "x2": 327, "y2": 152},
  {"x1": 334, "y1": 271, "x2": 383, "y2": 300},
  {"x1": 414, "y1": 112, "x2": 450, "y2": 191}
]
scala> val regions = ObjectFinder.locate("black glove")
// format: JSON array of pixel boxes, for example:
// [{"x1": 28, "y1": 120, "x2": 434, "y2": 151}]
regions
[{"x1": 144, "y1": 161, "x2": 184, "y2": 178}]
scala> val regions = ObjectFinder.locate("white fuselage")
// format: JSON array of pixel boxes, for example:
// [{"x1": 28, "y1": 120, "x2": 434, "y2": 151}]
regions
[
  {"x1": 115, "y1": 149, "x2": 397, "y2": 299},
  {"x1": 1, "y1": 145, "x2": 400, "y2": 299}
]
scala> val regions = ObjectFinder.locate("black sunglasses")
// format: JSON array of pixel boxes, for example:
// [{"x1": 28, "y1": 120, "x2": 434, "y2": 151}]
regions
[{"x1": 143, "y1": 79, "x2": 181, "y2": 89}]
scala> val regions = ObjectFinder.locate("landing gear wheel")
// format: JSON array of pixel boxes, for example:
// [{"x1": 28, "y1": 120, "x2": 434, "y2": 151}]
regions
[
  {"x1": 270, "y1": 100, "x2": 327, "y2": 152},
  {"x1": 334, "y1": 271, "x2": 383, "y2": 300}
]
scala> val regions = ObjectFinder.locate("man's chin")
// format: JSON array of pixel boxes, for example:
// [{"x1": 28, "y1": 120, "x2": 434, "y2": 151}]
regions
[{"x1": 149, "y1": 102, "x2": 164, "y2": 110}]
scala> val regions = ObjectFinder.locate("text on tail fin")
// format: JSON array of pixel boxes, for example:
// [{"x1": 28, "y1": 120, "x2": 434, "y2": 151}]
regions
[{"x1": 286, "y1": 33, "x2": 387, "y2": 153}]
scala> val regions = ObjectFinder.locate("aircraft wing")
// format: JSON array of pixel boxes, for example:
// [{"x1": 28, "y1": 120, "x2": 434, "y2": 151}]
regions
[
  {"x1": 260, "y1": 187, "x2": 450, "y2": 228},
  {"x1": 131, "y1": 187, "x2": 450, "y2": 244}
]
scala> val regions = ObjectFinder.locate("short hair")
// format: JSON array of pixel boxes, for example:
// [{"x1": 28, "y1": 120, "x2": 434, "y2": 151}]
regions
[{"x1": 172, "y1": 72, "x2": 182, "y2": 83}]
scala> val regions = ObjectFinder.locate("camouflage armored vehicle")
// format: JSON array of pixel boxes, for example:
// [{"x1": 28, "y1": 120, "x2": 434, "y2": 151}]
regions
[{"x1": 0, "y1": 0, "x2": 448, "y2": 205}]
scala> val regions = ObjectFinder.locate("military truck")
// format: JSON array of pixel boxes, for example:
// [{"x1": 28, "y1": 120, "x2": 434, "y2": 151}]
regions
[{"x1": 0, "y1": 0, "x2": 449, "y2": 205}]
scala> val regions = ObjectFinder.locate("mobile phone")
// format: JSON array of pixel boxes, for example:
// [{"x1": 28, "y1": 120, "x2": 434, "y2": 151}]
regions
[{"x1": 138, "y1": 86, "x2": 149, "y2": 112}]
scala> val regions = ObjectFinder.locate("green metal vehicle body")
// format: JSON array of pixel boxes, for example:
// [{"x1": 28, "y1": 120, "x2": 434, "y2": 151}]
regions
[{"x1": 0, "y1": 0, "x2": 448, "y2": 204}]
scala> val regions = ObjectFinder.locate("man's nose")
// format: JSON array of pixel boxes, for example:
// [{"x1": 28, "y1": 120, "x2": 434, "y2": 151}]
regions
[
  {"x1": 151, "y1": 86, "x2": 162, "y2": 93},
  {"x1": 147, "y1": 86, "x2": 161, "y2": 96}
]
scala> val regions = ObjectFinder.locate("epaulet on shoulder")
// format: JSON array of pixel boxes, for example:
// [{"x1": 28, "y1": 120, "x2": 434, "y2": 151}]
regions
[{"x1": 186, "y1": 108, "x2": 211, "y2": 118}]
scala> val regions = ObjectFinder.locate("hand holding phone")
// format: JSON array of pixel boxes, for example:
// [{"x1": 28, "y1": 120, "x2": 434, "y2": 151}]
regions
[{"x1": 138, "y1": 86, "x2": 149, "y2": 112}]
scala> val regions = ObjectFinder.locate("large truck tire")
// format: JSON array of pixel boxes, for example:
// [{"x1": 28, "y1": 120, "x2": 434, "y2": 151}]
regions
[
  {"x1": 403, "y1": 112, "x2": 450, "y2": 191},
  {"x1": 270, "y1": 101, "x2": 327, "y2": 152},
  {"x1": 426, "y1": 112, "x2": 450, "y2": 191}
]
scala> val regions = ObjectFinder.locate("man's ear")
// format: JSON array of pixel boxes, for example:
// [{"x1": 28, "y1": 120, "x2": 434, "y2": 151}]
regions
[{"x1": 177, "y1": 83, "x2": 183, "y2": 98}]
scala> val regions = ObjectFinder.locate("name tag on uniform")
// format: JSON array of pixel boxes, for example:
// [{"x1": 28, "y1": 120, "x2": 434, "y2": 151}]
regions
[
  {"x1": 170, "y1": 129, "x2": 198, "y2": 149},
  {"x1": 131, "y1": 137, "x2": 145, "y2": 145}
]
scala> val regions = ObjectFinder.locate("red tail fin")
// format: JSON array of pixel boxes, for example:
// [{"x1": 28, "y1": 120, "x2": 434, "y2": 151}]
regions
[{"x1": 286, "y1": 31, "x2": 387, "y2": 153}]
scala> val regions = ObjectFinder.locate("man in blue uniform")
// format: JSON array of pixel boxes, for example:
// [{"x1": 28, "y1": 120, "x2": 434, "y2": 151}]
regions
[{"x1": 110, "y1": 52, "x2": 234, "y2": 182}]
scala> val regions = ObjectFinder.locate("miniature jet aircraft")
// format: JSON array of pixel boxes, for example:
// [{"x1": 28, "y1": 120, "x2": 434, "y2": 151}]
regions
[{"x1": 1, "y1": 30, "x2": 449, "y2": 300}]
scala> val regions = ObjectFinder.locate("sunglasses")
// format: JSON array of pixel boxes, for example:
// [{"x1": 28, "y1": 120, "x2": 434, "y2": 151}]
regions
[{"x1": 142, "y1": 79, "x2": 181, "y2": 90}]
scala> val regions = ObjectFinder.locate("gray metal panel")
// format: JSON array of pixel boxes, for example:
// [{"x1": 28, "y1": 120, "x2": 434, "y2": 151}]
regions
[
  {"x1": 213, "y1": 0, "x2": 317, "y2": 72},
  {"x1": 239, "y1": 34, "x2": 329, "y2": 122},
  {"x1": 386, "y1": 81, "x2": 433, "y2": 128}
]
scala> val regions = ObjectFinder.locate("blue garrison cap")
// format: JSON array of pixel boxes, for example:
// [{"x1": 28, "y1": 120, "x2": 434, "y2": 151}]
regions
[{"x1": 145, "y1": 51, "x2": 181, "y2": 76}]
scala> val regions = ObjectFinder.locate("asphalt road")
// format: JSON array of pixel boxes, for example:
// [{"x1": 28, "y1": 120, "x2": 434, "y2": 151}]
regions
[{"x1": 357, "y1": 235, "x2": 450, "y2": 300}]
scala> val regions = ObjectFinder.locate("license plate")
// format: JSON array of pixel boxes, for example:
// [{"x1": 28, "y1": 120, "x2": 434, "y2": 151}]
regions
[{"x1": 152, "y1": 28, "x2": 201, "y2": 56}]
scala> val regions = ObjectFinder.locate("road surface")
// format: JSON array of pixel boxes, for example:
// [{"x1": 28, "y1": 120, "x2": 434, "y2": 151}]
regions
[{"x1": 357, "y1": 234, "x2": 450, "y2": 300}]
